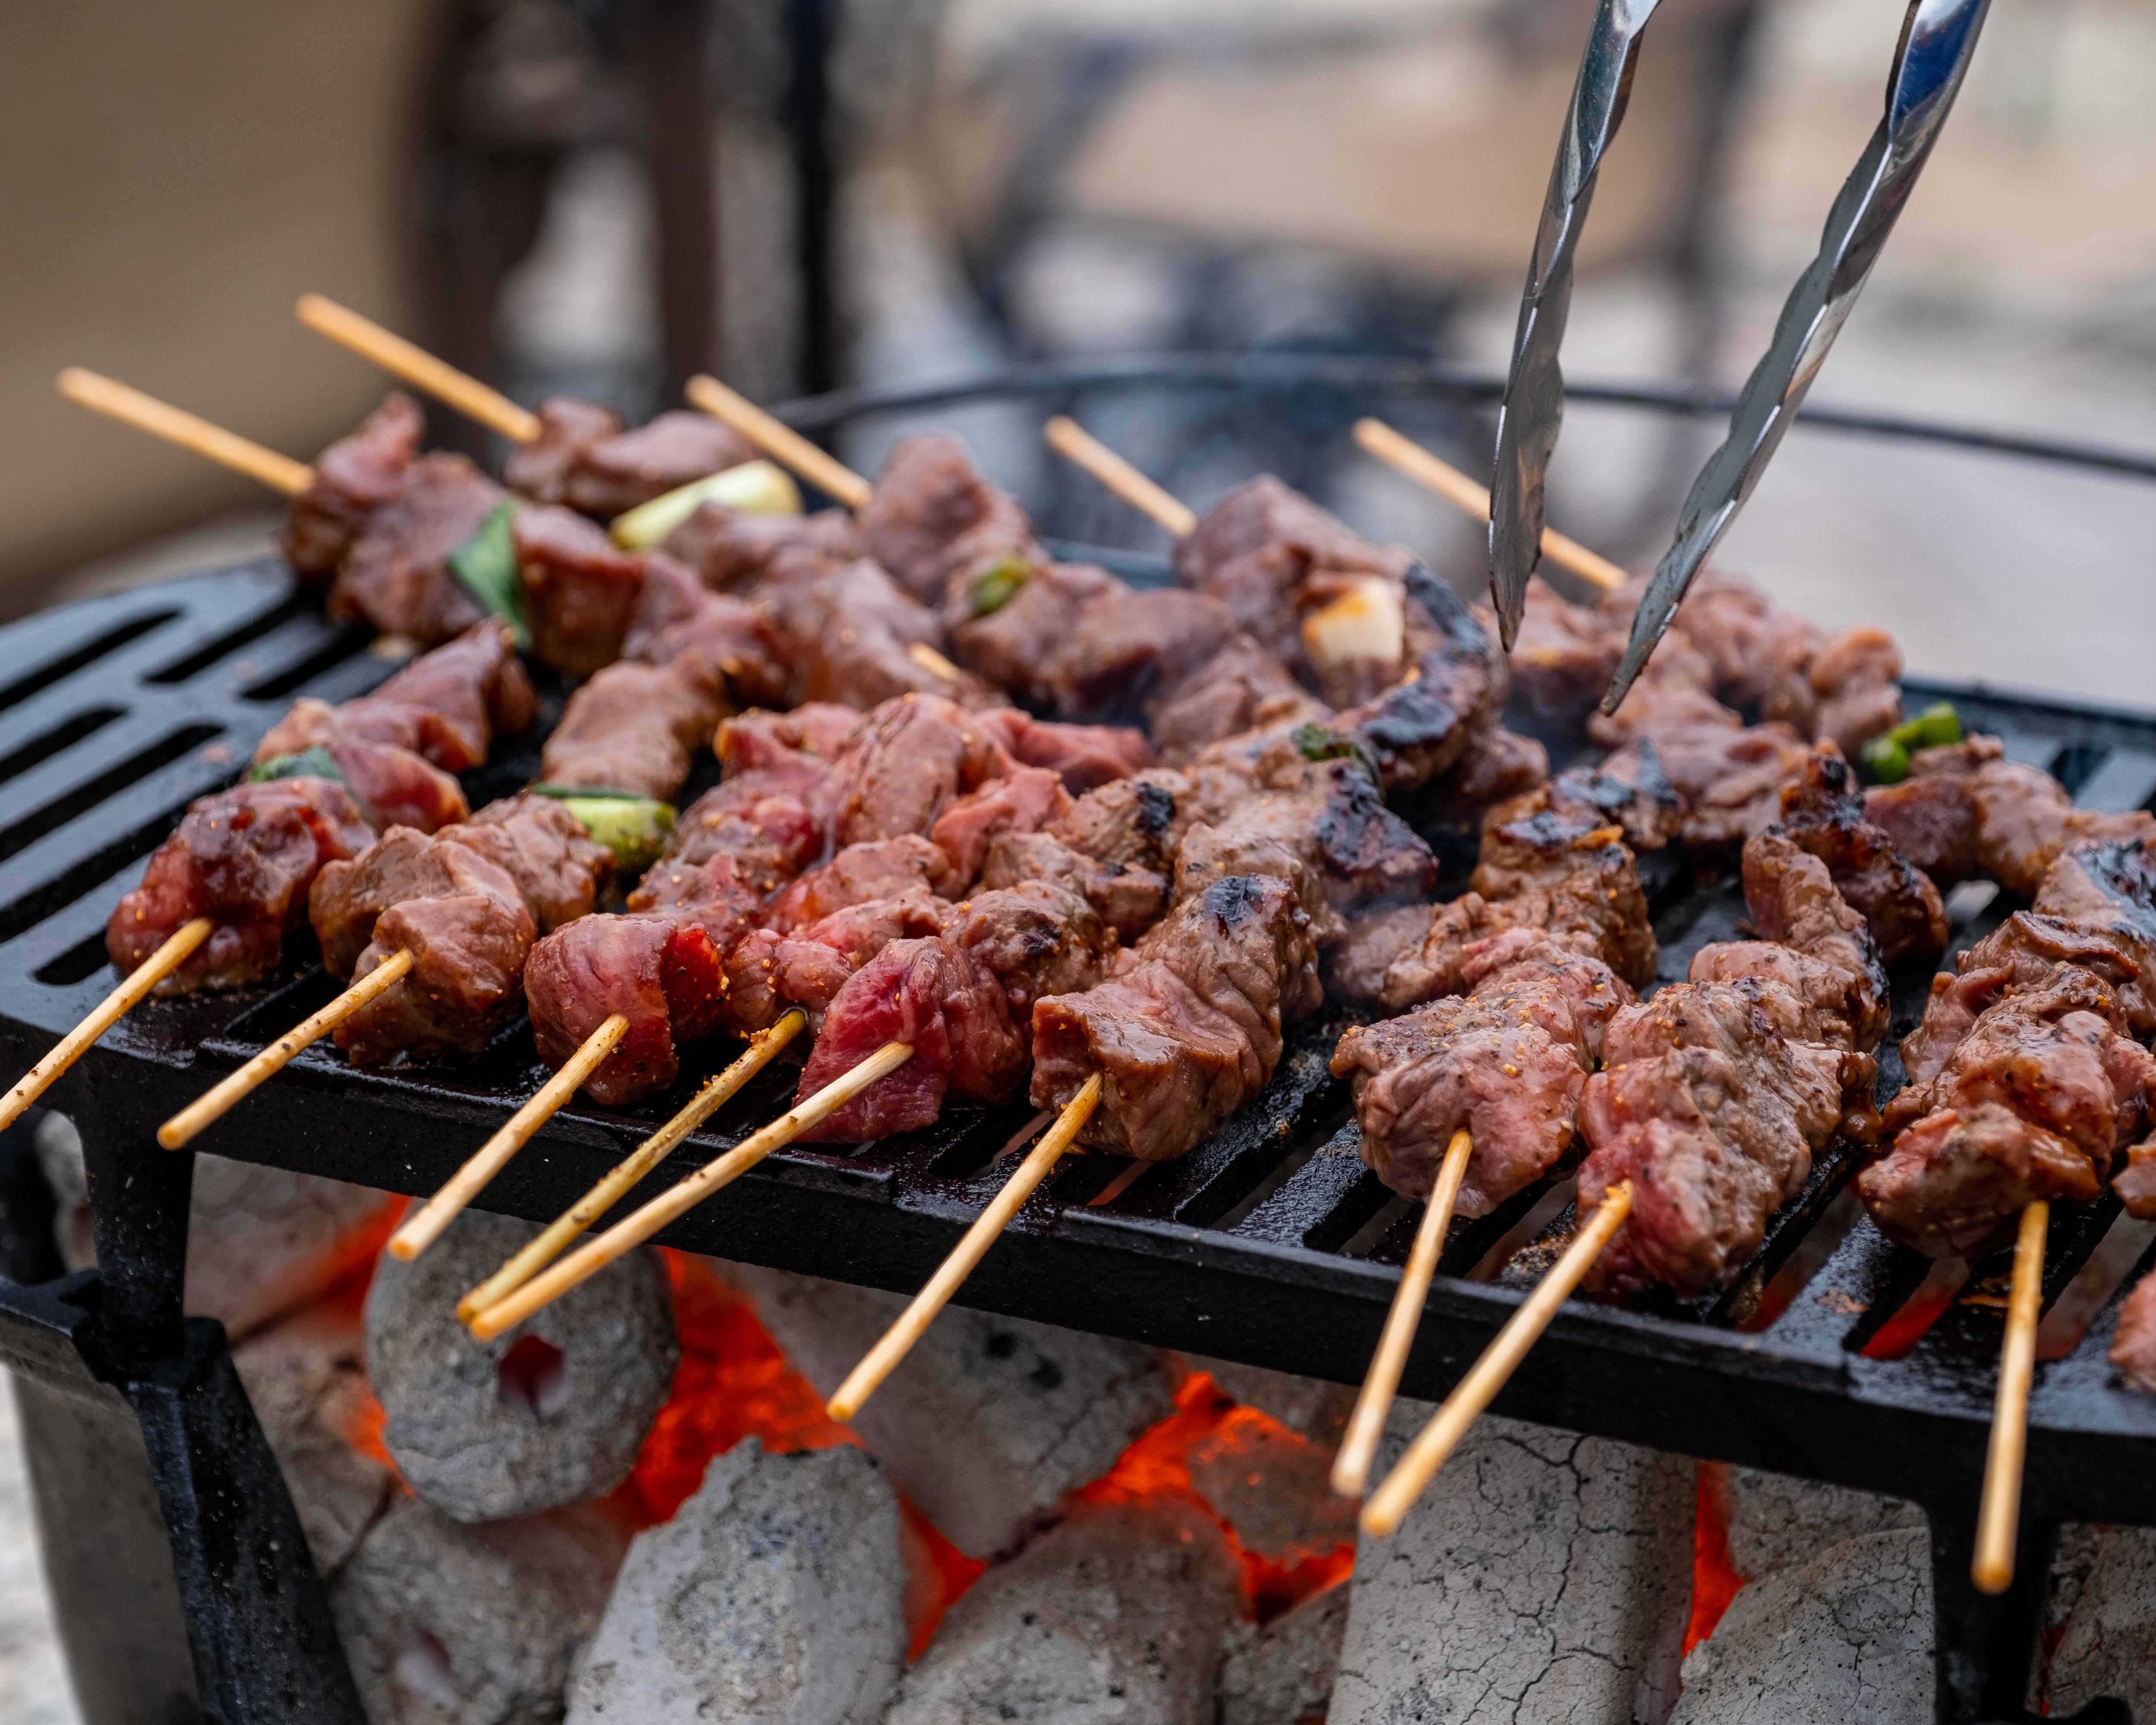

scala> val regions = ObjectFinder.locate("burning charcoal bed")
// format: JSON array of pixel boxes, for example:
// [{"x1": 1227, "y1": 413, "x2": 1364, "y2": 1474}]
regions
[{"x1": 6, "y1": 362, "x2": 2156, "y2": 1725}]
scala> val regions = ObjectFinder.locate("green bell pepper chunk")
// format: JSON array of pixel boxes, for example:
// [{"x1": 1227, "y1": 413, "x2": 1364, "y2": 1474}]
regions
[
  {"x1": 530, "y1": 785, "x2": 677, "y2": 877},
  {"x1": 446, "y1": 501, "x2": 530, "y2": 648},
  {"x1": 248, "y1": 746, "x2": 346, "y2": 788},
  {"x1": 1861, "y1": 701, "x2": 1960, "y2": 784},
  {"x1": 968, "y1": 558, "x2": 1032, "y2": 616}
]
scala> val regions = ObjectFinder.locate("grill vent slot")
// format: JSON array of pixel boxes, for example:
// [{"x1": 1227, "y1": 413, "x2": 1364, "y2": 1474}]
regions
[
  {"x1": 143, "y1": 592, "x2": 311, "y2": 685},
  {"x1": 0, "y1": 611, "x2": 178, "y2": 714},
  {"x1": 0, "y1": 725, "x2": 225, "y2": 866},
  {"x1": 0, "y1": 707, "x2": 125, "y2": 788},
  {"x1": 239, "y1": 629, "x2": 376, "y2": 703}
]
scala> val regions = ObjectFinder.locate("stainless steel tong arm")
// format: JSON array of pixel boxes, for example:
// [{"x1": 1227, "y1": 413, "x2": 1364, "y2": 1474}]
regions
[
  {"x1": 1603, "y1": 0, "x2": 1993, "y2": 713},
  {"x1": 1488, "y1": 0, "x2": 1663, "y2": 650}
]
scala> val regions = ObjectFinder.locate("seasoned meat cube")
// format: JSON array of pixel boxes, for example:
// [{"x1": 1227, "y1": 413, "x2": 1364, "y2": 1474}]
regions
[
  {"x1": 626, "y1": 853, "x2": 764, "y2": 956},
  {"x1": 818, "y1": 694, "x2": 1011, "y2": 848},
  {"x1": 445, "y1": 794, "x2": 611, "y2": 932},
  {"x1": 1323, "y1": 903, "x2": 1437, "y2": 1008},
  {"x1": 1508, "y1": 584, "x2": 1620, "y2": 728},
  {"x1": 930, "y1": 767, "x2": 1072, "y2": 887},
  {"x1": 1029, "y1": 875, "x2": 1321, "y2": 1160},
  {"x1": 857, "y1": 432, "x2": 1042, "y2": 605},
  {"x1": 332, "y1": 845, "x2": 536, "y2": 1066},
  {"x1": 311, "y1": 827, "x2": 461, "y2": 977},
  {"x1": 1333, "y1": 971, "x2": 1598, "y2": 1217},
  {"x1": 283, "y1": 393, "x2": 424, "y2": 582},
  {"x1": 664, "y1": 776, "x2": 824, "y2": 894},
  {"x1": 1457, "y1": 927, "x2": 1634, "y2": 1062},
  {"x1": 1047, "y1": 587, "x2": 1244, "y2": 728},
  {"x1": 513, "y1": 504, "x2": 645, "y2": 675},
  {"x1": 502, "y1": 397, "x2": 627, "y2": 508},
  {"x1": 1471, "y1": 804, "x2": 1656, "y2": 986},
  {"x1": 768, "y1": 837, "x2": 956, "y2": 931},
  {"x1": 251, "y1": 699, "x2": 469, "y2": 836},
  {"x1": 1861, "y1": 964, "x2": 2151, "y2": 1256},
  {"x1": 365, "y1": 621, "x2": 536, "y2": 768},
  {"x1": 1604, "y1": 722, "x2": 1815, "y2": 851},
  {"x1": 541, "y1": 660, "x2": 717, "y2": 800},
  {"x1": 1051, "y1": 772, "x2": 1188, "y2": 877},
  {"x1": 1739, "y1": 826, "x2": 1890, "y2": 1051},
  {"x1": 525, "y1": 913, "x2": 730, "y2": 1107},
  {"x1": 756, "y1": 555, "x2": 997, "y2": 710},
  {"x1": 716, "y1": 703, "x2": 861, "y2": 775},
  {"x1": 328, "y1": 453, "x2": 500, "y2": 645},
  {"x1": 1149, "y1": 636, "x2": 1327, "y2": 766},
  {"x1": 796, "y1": 937, "x2": 1028, "y2": 1141},
  {"x1": 946, "y1": 878, "x2": 1116, "y2": 1022},
  {"x1": 979, "y1": 831, "x2": 1169, "y2": 945},
  {"x1": 506, "y1": 400, "x2": 756, "y2": 516},
  {"x1": 1336, "y1": 568, "x2": 1502, "y2": 793},
  {"x1": 970, "y1": 707, "x2": 1151, "y2": 794},
  {"x1": 1774, "y1": 748, "x2": 1946, "y2": 965},
  {"x1": 108, "y1": 778, "x2": 373, "y2": 994},
  {"x1": 1585, "y1": 633, "x2": 1739, "y2": 751},
  {"x1": 661, "y1": 502, "x2": 859, "y2": 593}
]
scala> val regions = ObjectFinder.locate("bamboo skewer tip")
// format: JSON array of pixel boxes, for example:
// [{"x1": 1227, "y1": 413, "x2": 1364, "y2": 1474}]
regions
[
  {"x1": 1974, "y1": 1199, "x2": 2049, "y2": 1594},
  {"x1": 823, "y1": 1073, "x2": 1103, "y2": 1423},
  {"x1": 58, "y1": 369, "x2": 313, "y2": 498},
  {"x1": 296, "y1": 293, "x2": 541, "y2": 445},
  {"x1": 683, "y1": 375, "x2": 872, "y2": 511},
  {"x1": 1331, "y1": 1126, "x2": 1473, "y2": 1498},
  {"x1": 1040, "y1": 416, "x2": 1197, "y2": 541}
]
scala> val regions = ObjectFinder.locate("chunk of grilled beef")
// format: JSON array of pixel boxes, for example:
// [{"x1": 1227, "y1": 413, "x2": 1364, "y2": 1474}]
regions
[
  {"x1": 505, "y1": 400, "x2": 757, "y2": 516},
  {"x1": 623, "y1": 555, "x2": 793, "y2": 711},
  {"x1": 1774, "y1": 748, "x2": 1946, "y2": 965},
  {"x1": 947, "y1": 879, "x2": 1117, "y2": 1022},
  {"x1": 283, "y1": 393, "x2": 424, "y2": 583},
  {"x1": 1028, "y1": 874, "x2": 1321, "y2": 1160},
  {"x1": 513, "y1": 504, "x2": 646, "y2": 675},
  {"x1": 1736, "y1": 826, "x2": 1891, "y2": 1051},
  {"x1": 929, "y1": 767, "x2": 1072, "y2": 887},
  {"x1": 108, "y1": 777, "x2": 374, "y2": 994},
  {"x1": 661, "y1": 502, "x2": 859, "y2": 593},
  {"x1": 970, "y1": 707, "x2": 1151, "y2": 794},
  {"x1": 857, "y1": 432, "x2": 1043, "y2": 605},
  {"x1": 818, "y1": 694, "x2": 1012, "y2": 848},
  {"x1": 978, "y1": 831, "x2": 1168, "y2": 944},
  {"x1": 1469, "y1": 802, "x2": 1656, "y2": 983},
  {"x1": 539, "y1": 659, "x2": 717, "y2": 800},
  {"x1": 1508, "y1": 583, "x2": 1622, "y2": 729},
  {"x1": 767, "y1": 836, "x2": 956, "y2": 932},
  {"x1": 360, "y1": 621, "x2": 536, "y2": 769},
  {"x1": 327, "y1": 453, "x2": 501, "y2": 645},
  {"x1": 250, "y1": 700, "x2": 468, "y2": 835},
  {"x1": 331, "y1": 844, "x2": 536, "y2": 1067},
  {"x1": 1860, "y1": 963, "x2": 2150, "y2": 1256},
  {"x1": 755, "y1": 554, "x2": 999, "y2": 711},
  {"x1": 796, "y1": 937, "x2": 1029, "y2": 1140},
  {"x1": 1149, "y1": 636, "x2": 1328, "y2": 765},
  {"x1": 1578, "y1": 979, "x2": 1875, "y2": 1295},
  {"x1": 525, "y1": 913, "x2": 730, "y2": 1107},
  {"x1": 1602, "y1": 722, "x2": 1815, "y2": 851},
  {"x1": 445, "y1": 795, "x2": 611, "y2": 932},
  {"x1": 1336, "y1": 566, "x2": 1502, "y2": 793}
]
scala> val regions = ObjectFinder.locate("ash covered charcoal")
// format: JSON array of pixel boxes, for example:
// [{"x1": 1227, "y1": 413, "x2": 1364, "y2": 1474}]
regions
[
  {"x1": 1714, "y1": 1463, "x2": 1924, "y2": 1586},
  {"x1": 719, "y1": 1262, "x2": 1178, "y2": 1558},
  {"x1": 365, "y1": 1211, "x2": 677, "y2": 1521},
  {"x1": 1329, "y1": 1405, "x2": 1692, "y2": 1725},
  {"x1": 1181, "y1": 1402, "x2": 1357, "y2": 1565},
  {"x1": 1668, "y1": 1527, "x2": 1933, "y2": 1725},
  {"x1": 566, "y1": 1441, "x2": 905, "y2": 1725},
  {"x1": 331, "y1": 1495, "x2": 625, "y2": 1725},
  {"x1": 2036, "y1": 1523, "x2": 2156, "y2": 1718},
  {"x1": 884, "y1": 1498, "x2": 1241, "y2": 1725},
  {"x1": 1217, "y1": 1584, "x2": 1349, "y2": 1725},
  {"x1": 1184, "y1": 1355, "x2": 1354, "y2": 1445},
  {"x1": 231, "y1": 1294, "x2": 397, "y2": 1575}
]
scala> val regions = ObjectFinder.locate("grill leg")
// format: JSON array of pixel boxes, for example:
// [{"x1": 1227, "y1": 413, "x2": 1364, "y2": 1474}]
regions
[
  {"x1": 68, "y1": 1114, "x2": 365, "y2": 1722},
  {"x1": 1927, "y1": 1498, "x2": 2059, "y2": 1724}
]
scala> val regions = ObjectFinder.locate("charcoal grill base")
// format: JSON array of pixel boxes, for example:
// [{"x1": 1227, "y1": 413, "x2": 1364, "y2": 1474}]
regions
[{"x1": 9, "y1": 359, "x2": 2156, "y2": 1719}]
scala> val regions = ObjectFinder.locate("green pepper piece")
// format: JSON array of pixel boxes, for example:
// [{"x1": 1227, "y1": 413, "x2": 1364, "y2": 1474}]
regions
[
  {"x1": 1861, "y1": 736, "x2": 1910, "y2": 784},
  {"x1": 531, "y1": 785, "x2": 677, "y2": 876},
  {"x1": 969, "y1": 558, "x2": 1033, "y2": 617},
  {"x1": 248, "y1": 746, "x2": 346, "y2": 788},
  {"x1": 1292, "y1": 721, "x2": 1381, "y2": 784},
  {"x1": 1906, "y1": 700, "x2": 1961, "y2": 751},
  {"x1": 608, "y1": 460, "x2": 803, "y2": 549},
  {"x1": 446, "y1": 500, "x2": 530, "y2": 647}
]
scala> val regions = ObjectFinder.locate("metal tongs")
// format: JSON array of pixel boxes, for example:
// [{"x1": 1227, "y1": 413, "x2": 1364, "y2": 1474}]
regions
[{"x1": 1485, "y1": 0, "x2": 1995, "y2": 709}]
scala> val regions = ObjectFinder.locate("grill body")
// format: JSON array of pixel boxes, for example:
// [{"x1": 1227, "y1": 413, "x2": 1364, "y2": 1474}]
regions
[{"x1": 2, "y1": 362, "x2": 2153, "y2": 1723}]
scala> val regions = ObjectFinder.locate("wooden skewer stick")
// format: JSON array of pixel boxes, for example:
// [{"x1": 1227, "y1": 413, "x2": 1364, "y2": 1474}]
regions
[
  {"x1": 455, "y1": 1010, "x2": 808, "y2": 1320},
  {"x1": 907, "y1": 641, "x2": 964, "y2": 684},
  {"x1": 1974, "y1": 1199, "x2": 2049, "y2": 1593},
  {"x1": 1362, "y1": 1180, "x2": 1635, "y2": 1536},
  {"x1": 296, "y1": 293, "x2": 541, "y2": 445},
  {"x1": 387, "y1": 1013, "x2": 631, "y2": 1262},
  {"x1": 1042, "y1": 416, "x2": 1198, "y2": 540},
  {"x1": 158, "y1": 950, "x2": 417, "y2": 1150},
  {"x1": 826, "y1": 1073, "x2": 1103, "y2": 1421},
  {"x1": 1353, "y1": 419, "x2": 1627, "y2": 594},
  {"x1": 0, "y1": 917, "x2": 215, "y2": 1135},
  {"x1": 684, "y1": 374, "x2": 872, "y2": 510},
  {"x1": 1332, "y1": 1126, "x2": 1474, "y2": 1496},
  {"x1": 58, "y1": 369, "x2": 313, "y2": 497},
  {"x1": 466, "y1": 1040, "x2": 915, "y2": 1340}
]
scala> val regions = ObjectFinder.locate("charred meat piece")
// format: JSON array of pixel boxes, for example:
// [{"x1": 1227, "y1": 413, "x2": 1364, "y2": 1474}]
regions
[
  {"x1": 1774, "y1": 748, "x2": 1946, "y2": 965},
  {"x1": 1585, "y1": 633, "x2": 1740, "y2": 751},
  {"x1": 1578, "y1": 979, "x2": 1874, "y2": 1295},
  {"x1": 946, "y1": 878, "x2": 1117, "y2": 1022},
  {"x1": 1861, "y1": 964, "x2": 2150, "y2": 1256},
  {"x1": 795, "y1": 937, "x2": 1029, "y2": 1141},
  {"x1": 1736, "y1": 826, "x2": 1890, "y2": 1051},
  {"x1": 1337, "y1": 566, "x2": 1502, "y2": 794},
  {"x1": 1484, "y1": 746, "x2": 1680, "y2": 857},
  {"x1": 283, "y1": 393, "x2": 424, "y2": 583},
  {"x1": 505, "y1": 400, "x2": 757, "y2": 517},
  {"x1": 661, "y1": 502, "x2": 859, "y2": 593},
  {"x1": 979, "y1": 831, "x2": 1168, "y2": 945},
  {"x1": 328, "y1": 453, "x2": 501, "y2": 645},
  {"x1": 108, "y1": 778, "x2": 374, "y2": 994},
  {"x1": 1029, "y1": 874, "x2": 1321, "y2": 1161},
  {"x1": 970, "y1": 707, "x2": 1151, "y2": 794},
  {"x1": 1051, "y1": 772, "x2": 1189, "y2": 877},
  {"x1": 331, "y1": 844, "x2": 536, "y2": 1067},
  {"x1": 1470, "y1": 802, "x2": 1656, "y2": 984},
  {"x1": 525, "y1": 913, "x2": 730, "y2": 1107},
  {"x1": 1604, "y1": 722, "x2": 1815, "y2": 851},
  {"x1": 856, "y1": 432, "x2": 1043, "y2": 606}
]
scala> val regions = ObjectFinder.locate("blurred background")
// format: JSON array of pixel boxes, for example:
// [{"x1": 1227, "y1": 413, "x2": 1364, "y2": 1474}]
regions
[{"x1": 2, "y1": 1, "x2": 2155, "y2": 1714}]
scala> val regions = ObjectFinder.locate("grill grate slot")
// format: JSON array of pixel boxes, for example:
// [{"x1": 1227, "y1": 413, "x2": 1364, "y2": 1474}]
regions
[
  {"x1": 239, "y1": 628, "x2": 380, "y2": 703},
  {"x1": 143, "y1": 591, "x2": 311, "y2": 684},
  {"x1": 0, "y1": 611, "x2": 179, "y2": 714},
  {"x1": 0, "y1": 707, "x2": 125, "y2": 788},
  {"x1": 0, "y1": 724, "x2": 225, "y2": 866}
]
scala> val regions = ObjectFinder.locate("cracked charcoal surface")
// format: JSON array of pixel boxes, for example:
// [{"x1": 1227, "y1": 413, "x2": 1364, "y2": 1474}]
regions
[
  {"x1": 1670, "y1": 1527, "x2": 1931, "y2": 1725},
  {"x1": 1720, "y1": 1466, "x2": 1923, "y2": 1585},
  {"x1": 885, "y1": 1497, "x2": 1242, "y2": 1725},
  {"x1": 331, "y1": 1495, "x2": 624, "y2": 1725},
  {"x1": 566, "y1": 1439, "x2": 904, "y2": 1725},
  {"x1": 1219, "y1": 1581, "x2": 1349, "y2": 1725},
  {"x1": 1188, "y1": 1353, "x2": 1356, "y2": 1446},
  {"x1": 1184, "y1": 1409, "x2": 1357, "y2": 1562},
  {"x1": 2037, "y1": 1523, "x2": 2156, "y2": 1719},
  {"x1": 41, "y1": 1117, "x2": 399, "y2": 1342},
  {"x1": 232, "y1": 1295, "x2": 397, "y2": 1576},
  {"x1": 1328, "y1": 1405, "x2": 1692, "y2": 1725},
  {"x1": 718, "y1": 1260, "x2": 1177, "y2": 1557},
  {"x1": 366, "y1": 1210, "x2": 676, "y2": 1521}
]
